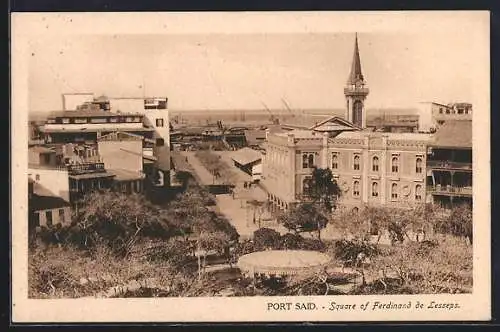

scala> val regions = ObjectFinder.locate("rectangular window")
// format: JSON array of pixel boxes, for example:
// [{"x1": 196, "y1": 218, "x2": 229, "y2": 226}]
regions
[
  {"x1": 58, "y1": 209, "x2": 65, "y2": 224},
  {"x1": 156, "y1": 118, "x2": 164, "y2": 127},
  {"x1": 156, "y1": 138, "x2": 165, "y2": 146},
  {"x1": 45, "y1": 210, "x2": 53, "y2": 226},
  {"x1": 353, "y1": 155, "x2": 360, "y2": 171},
  {"x1": 125, "y1": 117, "x2": 134, "y2": 123},
  {"x1": 353, "y1": 181, "x2": 360, "y2": 197},
  {"x1": 331, "y1": 153, "x2": 338, "y2": 170},
  {"x1": 62, "y1": 118, "x2": 70, "y2": 124},
  {"x1": 90, "y1": 117, "x2": 108, "y2": 123},
  {"x1": 74, "y1": 118, "x2": 88, "y2": 124},
  {"x1": 109, "y1": 117, "x2": 118, "y2": 123},
  {"x1": 158, "y1": 100, "x2": 167, "y2": 109}
]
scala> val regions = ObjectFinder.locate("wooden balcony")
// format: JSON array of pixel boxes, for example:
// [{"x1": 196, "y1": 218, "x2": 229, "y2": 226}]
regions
[
  {"x1": 427, "y1": 185, "x2": 472, "y2": 197},
  {"x1": 67, "y1": 162, "x2": 106, "y2": 174},
  {"x1": 427, "y1": 160, "x2": 472, "y2": 171}
]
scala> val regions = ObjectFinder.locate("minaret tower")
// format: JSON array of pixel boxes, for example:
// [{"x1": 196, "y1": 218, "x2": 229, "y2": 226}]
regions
[{"x1": 344, "y1": 33, "x2": 369, "y2": 128}]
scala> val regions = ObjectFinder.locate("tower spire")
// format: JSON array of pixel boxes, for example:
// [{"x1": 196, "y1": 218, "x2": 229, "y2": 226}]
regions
[
  {"x1": 347, "y1": 32, "x2": 364, "y2": 85},
  {"x1": 344, "y1": 33, "x2": 369, "y2": 128}
]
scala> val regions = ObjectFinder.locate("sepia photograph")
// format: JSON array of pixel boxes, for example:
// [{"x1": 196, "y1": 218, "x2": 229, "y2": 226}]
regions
[{"x1": 11, "y1": 11, "x2": 490, "y2": 322}]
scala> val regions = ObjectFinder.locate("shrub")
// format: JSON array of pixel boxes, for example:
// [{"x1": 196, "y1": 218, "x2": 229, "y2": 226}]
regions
[{"x1": 253, "y1": 228, "x2": 281, "y2": 250}]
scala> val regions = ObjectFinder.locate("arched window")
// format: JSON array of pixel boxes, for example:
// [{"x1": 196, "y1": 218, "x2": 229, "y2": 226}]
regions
[
  {"x1": 416, "y1": 157, "x2": 423, "y2": 173},
  {"x1": 415, "y1": 184, "x2": 422, "y2": 201},
  {"x1": 302, "y1": 154, "x2": 308, "y2": 169},
  {"x1": 445, "y1": 109, "x2": 450, "y2": 114},
  {"x1": 353, "y1": 180, "x2": 360, "y2": 197},
  {"x1": 439, "y1": 108, "x2": 443, "y2": 114},
  {"x1": 372, "y1": 182, "x2": 379, "y2": 197},
  {"x1": 331, "y1": 153, "x2": 338, "y2": 169},
  {"x1": 308, "y1": 154, "x2": 314, "y2": 168},
  {"x1": 391, "y1": 156, "x2": 399, "y2": 173},
  {"x1": 372, "y1": 156, "x2": 379, "y2": 172},
  {"x1": 353, "y1": 100, "x2": 363, "y2": 127},
  {"x1": 353, "y1": 155, "x2": 360, "y2": 170},
  {"x1": 391, "y1": 183, "x2": 398, "y2": 199}
]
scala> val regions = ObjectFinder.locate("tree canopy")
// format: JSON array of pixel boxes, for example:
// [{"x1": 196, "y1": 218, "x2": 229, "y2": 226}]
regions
[
  {"x1": 307, "y1": 167, "x2": 341, "y2": 212},
  {"x1": 278, "y1": 203, "x2": 328, "y2": 240}
]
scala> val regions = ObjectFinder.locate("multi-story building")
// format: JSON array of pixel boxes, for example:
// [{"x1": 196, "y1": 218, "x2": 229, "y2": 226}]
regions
[
  {"x1": 39, "y1": 94, "x2": 171, "y2": 187},
  {"x1": 107, "y1": 97, "x2": 170, "y2": 185},
  {"x1": 426, "y1": 120, "x2": 472, "y2": 208},
  {"x1": 417, "y1": 102, "x2": 472, "y2": 133},
  {"x1": 41, "y1": 110, "x2": 154, "y2": 144},
  {"x1": 262, "y1": 34, "x2": 435, "y2": 211}
]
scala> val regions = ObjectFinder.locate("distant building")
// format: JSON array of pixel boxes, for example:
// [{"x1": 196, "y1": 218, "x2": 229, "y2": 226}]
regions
[
  {"x1": 426, "y1": 120, "x2": 472, "y2": 208},
  {"x1": 28, "y1": 146, "x2": 71, "y2": 202},
  {"x1": 98, "y1": 131, "x2": 150, "y2": 191},
  {"x1": 417, "y1": 102, "x2": 472, "y2": 133},
  {"x1": 28, "y1": 177, "x2": 71, "y2": 229},
  {"x1": 244, "y1": 129, "x2": 267, "y2": 148},
  {"x1": 366, "y1": 114, "x2": 419, "y2": 133},
  {"x1": 231, "y1": 147, "x2": 263, "y2": 182},
  {"x1": 67, "y1": 162, "x2": 116, "y2": 203},
  {"x1": 61, "y1": 92, "x2": 95, "y2": 111}
]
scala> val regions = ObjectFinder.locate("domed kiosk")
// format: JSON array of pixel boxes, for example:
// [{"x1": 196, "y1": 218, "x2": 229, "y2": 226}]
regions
[{"x1": 237, "y1": 250, "x2": 331, "y2": 279}]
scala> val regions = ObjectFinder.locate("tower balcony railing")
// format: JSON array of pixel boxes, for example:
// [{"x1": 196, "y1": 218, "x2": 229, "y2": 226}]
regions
[
  {"x1": 427, "y1": 185, "x2": 473, "y2": 196},
  {"x1": 344, "y1": 87, "x2": 370, "y2": 95},
  {"x1": 427, "y1": 160, "x2": 472, "y2": 171}
]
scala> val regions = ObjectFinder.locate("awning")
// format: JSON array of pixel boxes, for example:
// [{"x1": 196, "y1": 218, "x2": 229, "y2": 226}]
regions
[{"x1": 231, "y1": 147, "x2": 262, "y2": 166}]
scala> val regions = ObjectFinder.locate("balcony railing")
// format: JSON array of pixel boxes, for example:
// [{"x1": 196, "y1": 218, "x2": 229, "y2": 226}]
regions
[
  {"x1": 67, "y1": 162, "x2": 106, "y2": 174},
  {"x1": 427, "y1": 185, "x2": 472, "y2": 196},
  {"x1": 427, "y1": 160, "x2": 472, "y2": 170},
  {"x1": 344, "y1": 87, "x2": 369, "y2": 95}
]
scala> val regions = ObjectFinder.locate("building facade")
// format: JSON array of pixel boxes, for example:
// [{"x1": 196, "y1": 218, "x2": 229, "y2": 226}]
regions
[{"x1": 262, "y1": 127, "x2": 431, "y2": 211}]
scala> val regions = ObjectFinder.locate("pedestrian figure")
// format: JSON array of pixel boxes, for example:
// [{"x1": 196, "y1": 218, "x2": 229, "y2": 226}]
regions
[
  {"x1": 244, "y1": 182, "x2": 247, "y2": 189},
  {"x1": 248, "y1": 182, "x2": 252, "y2": 188}
]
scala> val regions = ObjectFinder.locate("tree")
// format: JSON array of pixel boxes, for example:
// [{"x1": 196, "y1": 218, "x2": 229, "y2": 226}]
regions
[
  {"x1": 253, "y1": 228, "x2": 281, "y2": 250},
  {"x1": 308, "y1": 167, "x2": 341, "y2": 212},
  {"x1": 440, "y1": 204, "x2": 473, "y2": 244},
  {"x1": 364, "y1": 237, "x2": 473, "y2": 294},
  {"x1": 73, "y1": 190, "x2": 172, "y2": 256},
  {"x1": 331, "y1": 208, "x2": 371, "y2": 241},
  {"x1": 195, "y1": 231, "x2": 231, "y2": 276},
  {"x1": 278, "y1": 203, "x2": 328, "y2": 241}
]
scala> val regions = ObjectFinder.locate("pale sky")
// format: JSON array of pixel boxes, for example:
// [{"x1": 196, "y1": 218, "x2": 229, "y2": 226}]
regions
[{"x1": 28, "y1": 31, "x2": 481, "y2": 113}]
